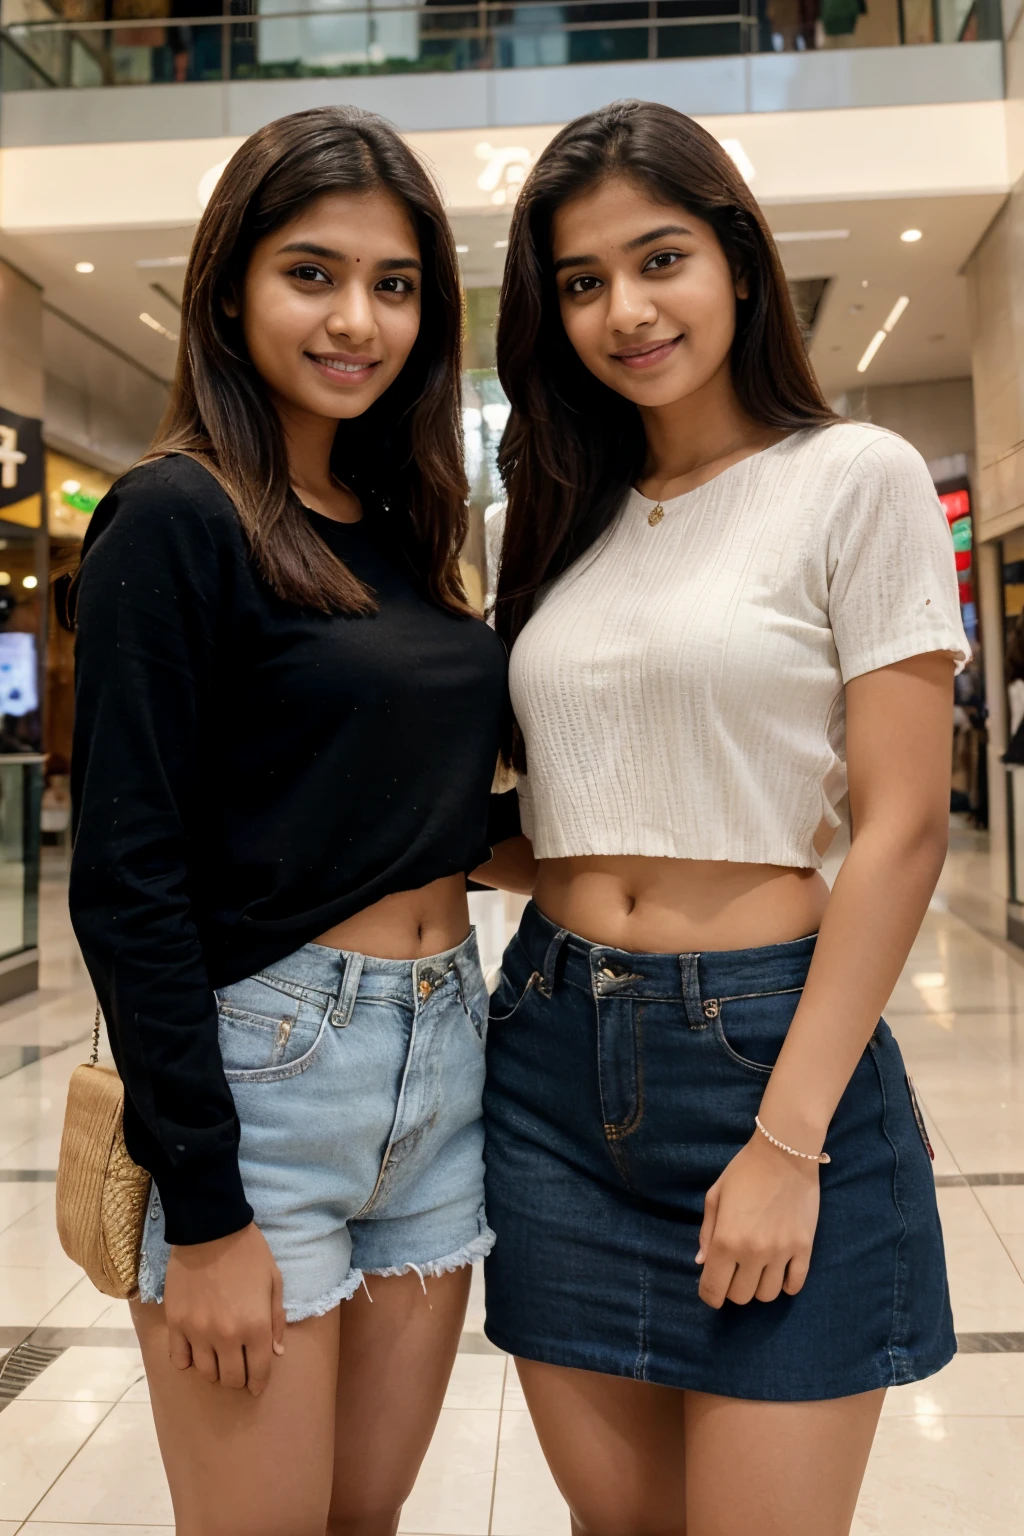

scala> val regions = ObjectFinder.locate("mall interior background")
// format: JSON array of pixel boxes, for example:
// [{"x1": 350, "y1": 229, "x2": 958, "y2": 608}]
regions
[
  {"x1": 0, "y1": 3, "x2": 1017, "y2": 992},
  {"x1": 0, "y1": 5, "x2": 1020, "y2": 1532}
]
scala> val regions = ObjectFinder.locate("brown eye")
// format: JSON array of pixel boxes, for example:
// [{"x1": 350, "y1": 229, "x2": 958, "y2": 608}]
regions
[
  {"x1": 566, "y1": 275, "x2": 601, "y2": 296},
  {"x1": 291, "y1": 265, "x2": 329, "y2": 284},
  {"x1": 644, "y1": 251, "x2": 683, "y2": 272}
]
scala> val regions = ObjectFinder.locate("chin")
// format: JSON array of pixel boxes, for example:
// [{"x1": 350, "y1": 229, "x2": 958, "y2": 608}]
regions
[{"x1": 609, "y1": 375, "x2": 694, "y2": 408}]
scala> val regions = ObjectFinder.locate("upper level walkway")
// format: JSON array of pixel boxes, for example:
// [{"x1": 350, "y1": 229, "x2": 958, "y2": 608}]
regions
[{"x1": 0, "y1": 0, "x2": 1008, "y2": 144}]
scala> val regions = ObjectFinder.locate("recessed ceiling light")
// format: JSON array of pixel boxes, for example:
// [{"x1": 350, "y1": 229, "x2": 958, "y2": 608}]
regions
[
  {"x1": 774, "y1": 229, "x2": 850, "y2": 243},
  {"x1": 861, "y1": 279, "x2": 869, "y2": 288},
  {"x1": 61, "y1": 479, "x2": 82, "y2": 495},
  {"x1": 139, "y1": 311, "x2": 178, "y2": 341},
  {"x1": 494, "y1": 239, "x2": 508, "y2": 250},
  {"x1": 900, "y1": 228, "x2": 923, "y2": 243},
  {"x1": 455, "y1": 245, "x2": 470, "y2": 254},
  {"x1": 75, "y1": 261, "x2": 94, "y2": 274},
  {"x1": 0, "y1": 573, "x2": 10, "y2": 587},
  {"x1": 22, "y1": 575, "x2": 38, "y2": 589},
  {"x1": 857, "y1": 329, "x2": 887, "y2": 374}
]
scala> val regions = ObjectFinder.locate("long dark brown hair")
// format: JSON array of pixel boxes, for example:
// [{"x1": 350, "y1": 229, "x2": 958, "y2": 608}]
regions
[
  {"x1": 495, "y1": 99, "x2": 837, "y2": 756},
  {"x1": 149, "y1": 105, "x2": 470, "y2": 616}
]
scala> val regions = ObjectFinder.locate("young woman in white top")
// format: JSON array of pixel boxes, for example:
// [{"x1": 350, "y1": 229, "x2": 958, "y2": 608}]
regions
[{"x1": 475, "y1": 100, "x2": 967, "y2": 1536}]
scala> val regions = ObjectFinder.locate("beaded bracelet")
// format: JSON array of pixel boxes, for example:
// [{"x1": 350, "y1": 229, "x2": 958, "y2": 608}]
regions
[{"x1": 755, "y1": 1115, "x2": 831, "y2": 1165}]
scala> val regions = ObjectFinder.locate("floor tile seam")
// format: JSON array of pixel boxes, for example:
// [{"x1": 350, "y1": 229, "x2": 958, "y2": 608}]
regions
[
  {"x1": 960, "y1": 1166, "x2": 1024, "y2": 1285},
  {"x1": 910, "y1": 1090, "x2": 964, "y2": 1184},
  {"x1": 485, "y1": 1357, "x2": 508, "y2": 1536},
  {"x1": 14, "y1": 1393, "x2": 118, "y2": 1528}
]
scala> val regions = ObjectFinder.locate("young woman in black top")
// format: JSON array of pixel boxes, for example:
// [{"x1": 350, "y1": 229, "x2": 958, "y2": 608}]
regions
[{"x1": 70, "y1": 107, "x2": 511, "y2": 1535}]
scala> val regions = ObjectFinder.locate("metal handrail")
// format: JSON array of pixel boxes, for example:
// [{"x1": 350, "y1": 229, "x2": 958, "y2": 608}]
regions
[{"x1": 5, "y1": 2, "x2": 752, "y2": 32}]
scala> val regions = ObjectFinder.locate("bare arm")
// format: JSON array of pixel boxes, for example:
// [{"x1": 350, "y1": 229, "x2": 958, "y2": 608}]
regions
[
  {"x1": 697, "y1": 651, "x2": 954, "y2": 1308},
  {"x1": 471, "y1": 834, "x2": 539, "y2": 895}
]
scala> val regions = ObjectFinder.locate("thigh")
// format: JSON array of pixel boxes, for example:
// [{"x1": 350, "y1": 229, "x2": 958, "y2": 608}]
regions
[
  {"x1": 683, "y1": 1388, "x2": 885, "y2": 1536},
  {"x1": 132, "y1": 1298, "x2": 339, "y2": 1536},
  {"x1": 515, "y1": 1357, "x2": 688, "y2": 1536},
  {"x1": 327, "y1": 1266, "x2": 472, "y2": 1532}
]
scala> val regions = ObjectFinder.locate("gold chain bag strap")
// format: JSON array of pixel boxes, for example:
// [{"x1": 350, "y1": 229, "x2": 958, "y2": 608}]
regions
[{"x1": 55, "y1": 1005, "x2": 152, "y2": 1300}]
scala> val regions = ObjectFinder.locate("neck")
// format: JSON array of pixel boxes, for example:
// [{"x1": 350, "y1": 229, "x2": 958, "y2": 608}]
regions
[
  {"x1": 274, "y1": 397, "x2": 339, "y2": 500},
  {"x1": 639, "y1": 362, "x2": 765, "y2": 483}
]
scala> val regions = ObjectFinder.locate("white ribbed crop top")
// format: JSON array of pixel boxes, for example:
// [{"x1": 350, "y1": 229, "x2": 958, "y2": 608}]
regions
[{"x1": 508, "y1": 423, "x2": 970, "y2": 868}]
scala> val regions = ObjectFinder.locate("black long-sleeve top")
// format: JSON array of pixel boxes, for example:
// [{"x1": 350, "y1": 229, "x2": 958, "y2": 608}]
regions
[{"x1": 70, "y1": 455, "x2": 513, "y2": 1245}]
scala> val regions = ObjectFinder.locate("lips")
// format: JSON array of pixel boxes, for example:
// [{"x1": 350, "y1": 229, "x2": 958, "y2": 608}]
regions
[
  {"x1": 611, "y1": 336, "x2": 683, "y2": 370},
  {"x1": 308, "y1": 353, "x2": 381, "y2": 375}
]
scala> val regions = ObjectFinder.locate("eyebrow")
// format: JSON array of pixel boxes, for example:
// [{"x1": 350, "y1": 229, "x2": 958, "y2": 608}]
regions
[
  {"x1": 278, "y1": 241, "x2": 423, "y2": 273},
  {"x1": 552, "y1": 224, "x2": 693, "y2": 273}
]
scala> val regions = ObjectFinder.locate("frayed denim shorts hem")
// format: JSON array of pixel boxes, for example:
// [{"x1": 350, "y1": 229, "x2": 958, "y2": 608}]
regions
[
  {"x1": 139, "y1": 1216, "x2": 496, "y2": 1324},
  {"x1": 140, "y1": 931, "x2": 493, "y2": 1322}
]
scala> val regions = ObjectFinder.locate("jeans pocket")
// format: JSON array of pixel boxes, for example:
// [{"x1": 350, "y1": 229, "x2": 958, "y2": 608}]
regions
[
  {"x1": 711, "y1": 987, "x2": 804, "y2": 1075},
  {"x1": 217, "y1": 978, "x2": 329, "y2": 1082}
]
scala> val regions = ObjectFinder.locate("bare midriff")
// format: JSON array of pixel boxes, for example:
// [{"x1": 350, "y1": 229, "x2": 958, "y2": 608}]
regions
[
  {"x1": 315, "y1": 873, "x2": 470, "y2": 960},
  {"x1": 532, "y1": 855, "x2": 830, "y2": 955}
]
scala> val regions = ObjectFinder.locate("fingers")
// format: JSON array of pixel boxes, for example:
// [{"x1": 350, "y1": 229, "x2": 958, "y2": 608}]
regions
[
  {"x1": 697, "y1": 1242, "x2": 737, "y2": 1310},
  {"x1": 271, "y1": 1265, "x2": 287, "y2": 1359},
  {"x1": 190, "y1": 1342, "x2": 220, "y2": 1385},
  {"x1": 783, "y1": 1251, "x2": 811, "y2": 1296},
  {"x1": 216, "y1": 1339, "x2": 249, "y2": 1391},
  {"x1": 167, "y1": 1325, "x2": 193, "y2": 1373},
  {"x1": 695, "y1": 1183, "x2": 720, "y2": 1266},
  {"x1": 754, "y1": 1261, "x2": 788, "y2": 1303},
  {"x1": 724, "y1": 1259, "x2": 764, "y2": 1307},
  {"x1": 699, "y1": 1243, "x2": 812, "y2": 1308}
]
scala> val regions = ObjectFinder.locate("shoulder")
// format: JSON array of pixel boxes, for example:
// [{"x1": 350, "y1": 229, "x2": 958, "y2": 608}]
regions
[
  {"x1": 92, "y1": 455, "x2": 242, "y2": 543},
  {"x1": 791, "y1": 421, "x2": 932, "y2": 492},
  {"x1": 82, "y1": 455, "x2": 246, "y2": 574}
]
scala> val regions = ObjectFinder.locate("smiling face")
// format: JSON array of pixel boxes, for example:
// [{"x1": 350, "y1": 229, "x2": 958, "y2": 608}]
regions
[
  {"x1": 232, "y1": 187, "x2": 423, "y2": 425},
  {"x1": 551, "y1": 176, "x2": 746, "y2": 412}
]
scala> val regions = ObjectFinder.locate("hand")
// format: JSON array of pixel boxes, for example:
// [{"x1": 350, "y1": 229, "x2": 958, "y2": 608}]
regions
[
  {"x1": 164, "y1": 1223, "x2": 286, "y2": 1396},
  {"x1": 696, "y1": 1132, "x2": 820, "y2": 1309}
]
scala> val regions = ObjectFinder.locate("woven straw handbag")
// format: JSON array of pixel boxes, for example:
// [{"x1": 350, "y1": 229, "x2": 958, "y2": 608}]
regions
[{"x1": 56, "y1": 1006, "x2": 151, "y2": 1300}]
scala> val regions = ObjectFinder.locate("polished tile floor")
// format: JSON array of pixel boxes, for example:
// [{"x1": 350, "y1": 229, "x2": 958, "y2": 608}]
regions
[{"x1": 0, "y1": 831, "x2": 1022, "y2": 1533}]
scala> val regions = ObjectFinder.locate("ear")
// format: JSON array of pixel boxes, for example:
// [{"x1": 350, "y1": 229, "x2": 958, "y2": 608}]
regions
[
  {"x1": 221, "y1": 288, "x2": 240, "y2": 320},
  {"x1": 735, "y1": 273, "x2": 750, "y2": 302}
]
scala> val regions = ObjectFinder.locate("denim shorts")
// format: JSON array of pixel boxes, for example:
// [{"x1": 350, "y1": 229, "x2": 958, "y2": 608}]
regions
[
  {"x1": 483, "y1": 902, "x2": 956, "y2": 1402},
  {"x1": 140, "y1": 932, "x2": 494, "y2": 1322}
]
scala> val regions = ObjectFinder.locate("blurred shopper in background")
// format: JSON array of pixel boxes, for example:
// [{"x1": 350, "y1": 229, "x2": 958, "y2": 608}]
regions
[
  {"x1": 476, "y1": 99, "x2": 967, "y2": 1536},
  {"x1": 69, "y1": 106, "x2": 510, "y2": 1536}
]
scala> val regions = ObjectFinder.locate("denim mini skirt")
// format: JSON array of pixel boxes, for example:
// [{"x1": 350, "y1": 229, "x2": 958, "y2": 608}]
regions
[{"x1": 483, "y1": 902, "x2": 956, "y2": 1402}]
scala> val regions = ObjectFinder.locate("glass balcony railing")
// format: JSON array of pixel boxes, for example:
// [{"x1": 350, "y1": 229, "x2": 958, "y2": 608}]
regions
[{"x1": 0, "y1": 0, "x2": 1002, "y2": 91}]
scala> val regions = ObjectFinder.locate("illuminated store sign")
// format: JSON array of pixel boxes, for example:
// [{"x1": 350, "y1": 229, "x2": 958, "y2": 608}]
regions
[{"x1": 0, "y1": 407, "x2": 42, "y2": 529}]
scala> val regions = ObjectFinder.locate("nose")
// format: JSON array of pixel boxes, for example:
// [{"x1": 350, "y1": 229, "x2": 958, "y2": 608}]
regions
[
  {"x1": 325, "y1": 278, "x2": 378, "y2": 346},
  {"x1": 605, "y1": 273, "x2": 657, "y2": 335}
]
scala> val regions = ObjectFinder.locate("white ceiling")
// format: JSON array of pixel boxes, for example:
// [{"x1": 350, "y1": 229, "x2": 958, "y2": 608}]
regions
[{"x1": 0, "y1": 185, "x2": 1002, "y2": 401}]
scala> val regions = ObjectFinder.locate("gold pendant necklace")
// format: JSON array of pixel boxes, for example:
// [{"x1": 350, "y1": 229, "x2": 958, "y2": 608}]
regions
[{"x1": 647, "y1": 503, "x2": 665, "y2": 527}]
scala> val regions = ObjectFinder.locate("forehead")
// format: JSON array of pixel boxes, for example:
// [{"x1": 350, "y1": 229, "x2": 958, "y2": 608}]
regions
[
  {"x1": 551, "y1": 177, "x2": 706, "y2": 254},
  {"x1": 272, "y1": 187, "x2": 420, "y2": 250}
]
